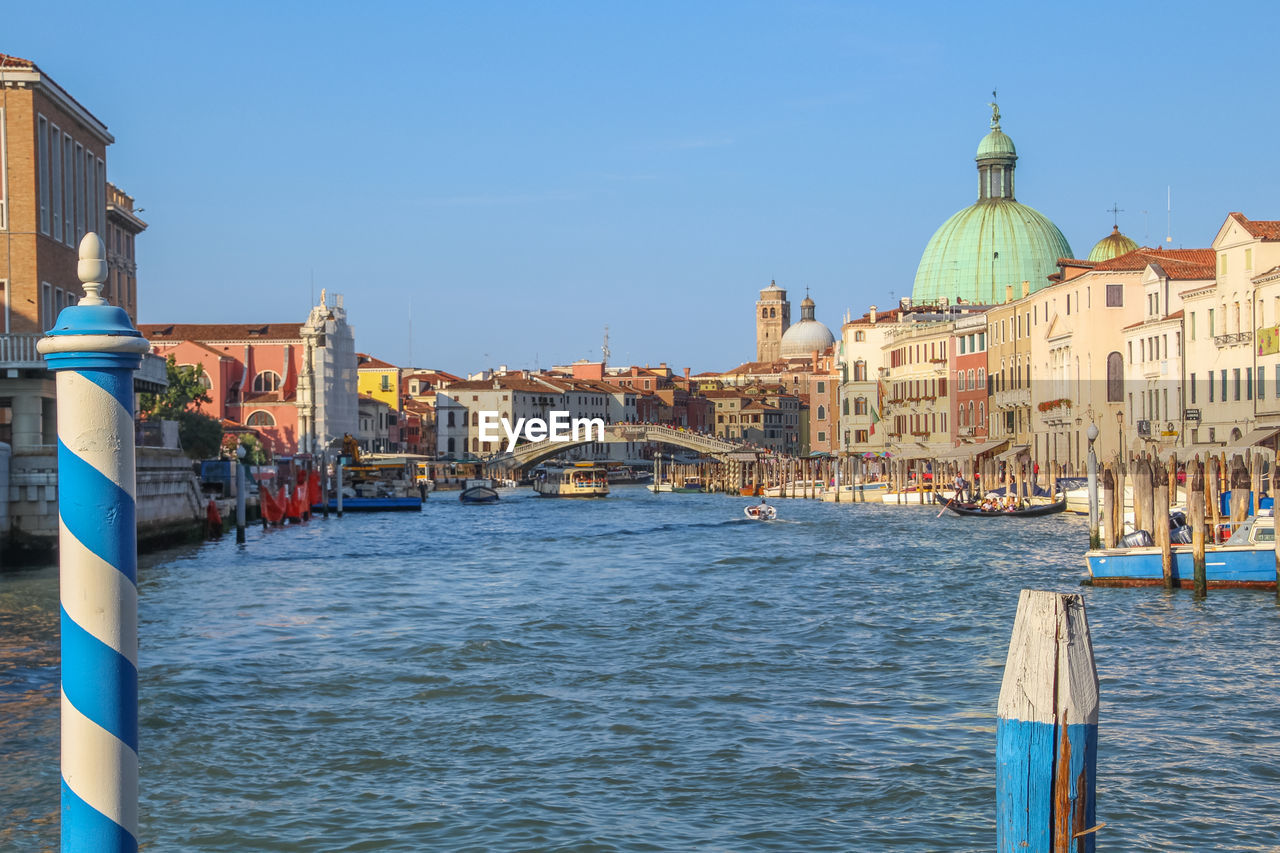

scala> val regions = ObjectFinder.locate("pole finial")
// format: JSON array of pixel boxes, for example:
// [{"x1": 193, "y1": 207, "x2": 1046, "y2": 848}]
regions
[{"x1": 77, "y1": 233, "x2": 108, "y2": 306}]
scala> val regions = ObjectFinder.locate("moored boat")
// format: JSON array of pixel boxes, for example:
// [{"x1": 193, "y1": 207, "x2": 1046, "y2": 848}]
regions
[
  {"x1": 459, "y1": 479, "x2": 500, "y2": 504},
  {"x1": 1085, "y1": 514, "x2": 1278, "y2": 589},
  {"x1": 533, "y1": 464, "x2": 610, "y2": 498}
]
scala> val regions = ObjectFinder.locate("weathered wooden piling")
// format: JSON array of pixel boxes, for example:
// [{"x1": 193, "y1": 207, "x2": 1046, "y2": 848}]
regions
[
  {"x1": 1207, "y1": 456, "x2": 1221, "y2": 542},
  {"x1": 1135, "y1": 454, "x2": 1154, "y2": 536},
  {"x1": 1189, "y1": 457, "x2": 1206, "y2": 598},
  {"x1": 997, "y1": 590, "x2": 1099, "y2": 852},
  {"x1": 1102, "y1": 466, "x2": 1116, "y2": 548},
  {"x1": 1154, "y1": 456, "x2": 1173, "y2": 588},
  {"x1": 1230, "y1": 454, "x2": 1249, "y2": 531},
  {"x1": 1113, "y1": 457, "x2": 1126, "y2": 544},
  {"x1": 235, "y1": 447, "x2": 247, "y2": 544}
]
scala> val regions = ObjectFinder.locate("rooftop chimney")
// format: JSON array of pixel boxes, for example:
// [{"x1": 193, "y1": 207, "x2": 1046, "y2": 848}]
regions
[
  {"x1": 869, "y1": 305, "x2": 877, "y2": 324},
  {"x1": 1005, "y1": 284, "x2": 1013, "y2": 303},
  {"x1": 1021, "y1": 280, "x2": 1029, "y2": 298}
]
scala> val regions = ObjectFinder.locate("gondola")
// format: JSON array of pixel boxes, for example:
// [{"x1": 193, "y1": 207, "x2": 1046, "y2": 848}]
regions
[{"x1": 943, "y1": 498, "x2": 1067, "y2": 518}]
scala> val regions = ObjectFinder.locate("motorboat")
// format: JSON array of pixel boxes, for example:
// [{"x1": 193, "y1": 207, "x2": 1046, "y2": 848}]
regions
[
  {"x1": 1085, "y1": 512, "x2": 1278, "y2": 589},
  {"x1": 459, "y1": 479, "x2": 500, "y2": 504},
  {"x1": 744, "y1": 503, "x2": 777, "y2": 521}
]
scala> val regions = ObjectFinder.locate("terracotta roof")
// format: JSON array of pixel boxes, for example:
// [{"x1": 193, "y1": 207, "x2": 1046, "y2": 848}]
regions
[
  {"x1": 1090, "y1": 247, "x2": 1215, "y2": 279},
  {"x1": 151, "y1": 339, "x2": 230, "y2": 360},
  {"x1": 356, "y1": 354, "x2": 398, "y2": 370},
  {"x1": 139, "y1": 323, "x2": 303, "y2": 342},
  {"x1": 1229, "y1": 212, "x2": 1280, "y2": 241},
  {"x1": 0, "y1": 53, "x2": 35, "y2": 70},
  {"x1": 404, "y1": 370, "x2": 461, "y2": 383}
]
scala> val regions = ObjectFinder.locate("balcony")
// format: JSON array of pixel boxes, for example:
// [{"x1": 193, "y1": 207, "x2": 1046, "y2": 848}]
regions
[
  {"x1": 993, "y1": 387, "x2": 1030, "y2": 409},
  {"x1": 1214, "y1": 331, "x2": 1253, "y2": 348},
  {"x1": 0, "y1": 334, "x2": 44, "y2": 370}
]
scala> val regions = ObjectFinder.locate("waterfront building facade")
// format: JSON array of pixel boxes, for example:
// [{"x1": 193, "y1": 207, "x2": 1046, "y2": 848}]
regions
[
  {"x1": 140, "y1": 293, "x2": 357, "y2": 457},
  {"x1": 836, "y1": 307, "x2": 891, "y2": 456}
]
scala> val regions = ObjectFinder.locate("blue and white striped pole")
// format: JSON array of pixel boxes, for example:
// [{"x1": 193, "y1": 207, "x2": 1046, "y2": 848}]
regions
[
  {"x1": 38, "y1": 234, "x2": 150, "y2": 852},
  {"x1": 997, "y1": 589, "x2": 1100, "y2": 852}
]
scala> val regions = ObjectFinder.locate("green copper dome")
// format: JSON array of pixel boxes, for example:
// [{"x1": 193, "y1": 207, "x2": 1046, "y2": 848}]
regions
[
  {"x1": 1087, "y1": 226, "x2": 1139, "y2": 262},
  {"x1": 912, "y1": 103, "x2": 1073, "y2": 305},
  {"x1": 977, "y1": 129, "x2": 1016, "y2": 160}
]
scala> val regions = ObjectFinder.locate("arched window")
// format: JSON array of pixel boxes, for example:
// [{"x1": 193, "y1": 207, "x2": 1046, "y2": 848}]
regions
[
  {"x1": 246, "y1": 410, "x2": 275, "y2": 427},
  {"x1": 1106, "y1": 352, "x2": 1123, "y2": 402},
  {"x1": 769, "y1": 307, "x2": 776, "y2": 318},
  {"x1": 178, "y1": 363, "x2": 212, "y2": 390},
  {"x1": 252, "y1": 370, "x2": 282, "y2": 393},
  {"x1": 762, "y1": 308, "x2": 768, "y2": 318},
  {"x1": 842, "y1": 398, "x2": 850, "y2": 416},
  {"x1": 447, "y1": 411, "x2": 456, "y2": 427},
  {"x1": 853, "y1": 360, "x2": 867, "y2": 381},
  {"x1": 447, "y1": 437, "x2": 456, "y2": 453},
  {"x1": 471, "y1": 411, "x2": 479, "y2": 426},
  {"x1": 817, "y1": 405, "x2": 826, "y2": 420},
  {"x1": 855, "y1": 331, "x2": 866, "y2": 342}
]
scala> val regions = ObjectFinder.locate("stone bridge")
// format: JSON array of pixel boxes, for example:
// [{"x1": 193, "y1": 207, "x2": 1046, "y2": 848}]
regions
[{"x1": 483, "y1": 423, "x2": 755, "y2": 474}]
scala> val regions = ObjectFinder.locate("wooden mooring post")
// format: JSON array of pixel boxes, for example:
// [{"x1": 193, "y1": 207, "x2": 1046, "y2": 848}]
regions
[
  {"x1": 1155, "y1": 455, "x2": 1173, "y2": 588},
  {"x1": 1189, "y1": 456, "x2": 1206, "y2": 598},
  {"x1": 1102, "y1": 465, "x2": 1116, "y2": 548},
  {"x1": 1273, "y1": 457, "x2": 1280, "y2": 604},
  {"x1": 997, "y1": 590, "x2": 1099, "y2": 852}
]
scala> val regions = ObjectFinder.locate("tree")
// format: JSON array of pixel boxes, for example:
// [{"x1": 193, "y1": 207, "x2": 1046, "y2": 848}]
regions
[
  {"x1": 221, "y1": 432, "x2": 270, "y2": 465},
  {"x1": 140, "y1": 355, "x2": 223, "y2": 459},
  {"x1": 140, "y1": 355, "x2": 212, "y2": 419}
]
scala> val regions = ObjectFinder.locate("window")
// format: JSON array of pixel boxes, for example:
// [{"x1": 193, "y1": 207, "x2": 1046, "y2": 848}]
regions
[
  {"x1": 1247, "y1": 368, "x2": 1254, "y2": 401},
  {"x1": 977, "y1": 368, "x2": 986, "y2": 389},
  {"x1": 1258, "y1": 368, "x2": 1265, "y2": 400},
  {"x1": 761, "y1": 308, "x2": 768, "y2": 318},
  {"x1": 1221, "y1": 370, "x2": 1227, "y2": 401},
  {"x1": 1209, "y1": 371, "x2": 1215, "y2": 402},
  {"x1": 1106, "y1": 284, "x2": 1123, "y2": 307},
  {"x1": 74, "y1": 141, "x2": 85, "y2": 242},
  {"x1": 447, "y1": 411, "x2": 455, "y2": 427},
  {"x1": 1191, "y1": 373, "x2": 1196, "y2": 404},
  {"x1": 818, "y1": 432, "x2": 826, "y2": 443},
  {"x1": 381, "y1": 375, "x2": 391, "y2": 391},
  {"x1": 817, "y1": 405, "x2": 826, "y2": 420},
  {"x1": 1208, "y1": 308, "x2": 1215, "y2": 336},
  {"x1": 252, "y1": 370, "x2": 282, "y2": 392},
  {"x1": 179, "y1": 364, "x2": 212, "y2": 390},
  {"x1": 38, "y1": 115, "x2": 50, "y2": 234},
  {"x1": 0, "y1": 279, "x2": 7, "y2": 333},
  {"x1": 1106, "y1": 352, "x2": 1123, "y2": 402},
  {"x1": 855, "y1": 330, "x2": 866, "y2": 342},
  {"x1": 817, "y1": 381, "x2": 825, "y2": 394},
  {"x1": 1245, "y1": 248, "x2": 1253, "y2": 271},
  {"x1": 1235, "y1": 368, "x2": 1242, "y2": 401},
  {"x1": 855, "y1": 429, "x2": 869, "y2": 443},
  {"x1": 854, "y1": 398, "x2": 867, "y2": 415},
  {"x1": 62, "y1": 135, "x2": 74, "y2": 245},
  {"x1": 246, "y1": 410, "x2": 275, "y2": 427}
]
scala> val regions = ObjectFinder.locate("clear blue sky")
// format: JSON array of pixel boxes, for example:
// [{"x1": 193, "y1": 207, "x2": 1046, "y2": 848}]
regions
[{"x1": 8, "y1": 1, "x2": 1279, "y2": 374}]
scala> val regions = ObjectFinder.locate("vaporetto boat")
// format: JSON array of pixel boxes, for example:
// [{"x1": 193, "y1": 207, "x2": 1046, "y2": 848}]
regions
[{"x1": 532, "y1": 464, "x2": 610, "y2": 498}]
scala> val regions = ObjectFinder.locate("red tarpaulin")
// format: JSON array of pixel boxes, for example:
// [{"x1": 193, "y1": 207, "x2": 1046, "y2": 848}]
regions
[
  {"x1": 308, "y1": 471, "x2": 322, "y2": 507},
  {"x1": 260, "y1": 485, "x2": 285, "y2": 524}
]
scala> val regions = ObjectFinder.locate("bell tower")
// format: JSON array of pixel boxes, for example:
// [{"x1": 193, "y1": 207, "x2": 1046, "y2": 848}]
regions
[{"x1": 755, "y1": 281, "x2": 790, "y2": 362}]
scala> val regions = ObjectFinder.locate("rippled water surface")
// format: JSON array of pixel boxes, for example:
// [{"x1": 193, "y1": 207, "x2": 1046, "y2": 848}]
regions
[{"x1": 4, "y1": 487, "x2": 1280, "y2": 851}]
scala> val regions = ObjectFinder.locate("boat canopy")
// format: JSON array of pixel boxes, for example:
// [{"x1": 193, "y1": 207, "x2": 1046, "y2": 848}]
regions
[{"x1": 993, "y1": 444, "x2": 1031, "y2": 463}]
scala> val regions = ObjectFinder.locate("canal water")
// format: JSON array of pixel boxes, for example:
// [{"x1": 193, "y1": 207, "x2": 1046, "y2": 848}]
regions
[{"x1": 3, "y1": 487, "x2": 1280, "y2": 851}]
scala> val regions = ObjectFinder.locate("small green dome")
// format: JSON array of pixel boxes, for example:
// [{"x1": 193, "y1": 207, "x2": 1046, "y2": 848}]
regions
[
  {"x1": 977, "y1": 129, "x2": 1016, "y2": 160},
  {"x1": 1087, "y1": 226, "x2": 1139, "y2": 263},
  {"x1": 913, "y1": 201, "x2": 1073, "y2": 305}
]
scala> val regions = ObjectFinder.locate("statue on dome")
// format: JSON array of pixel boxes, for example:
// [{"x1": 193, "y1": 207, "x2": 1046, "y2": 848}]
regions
[{"x1": 987, "y1": 95, "x2": 1000, "y2": 129}]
